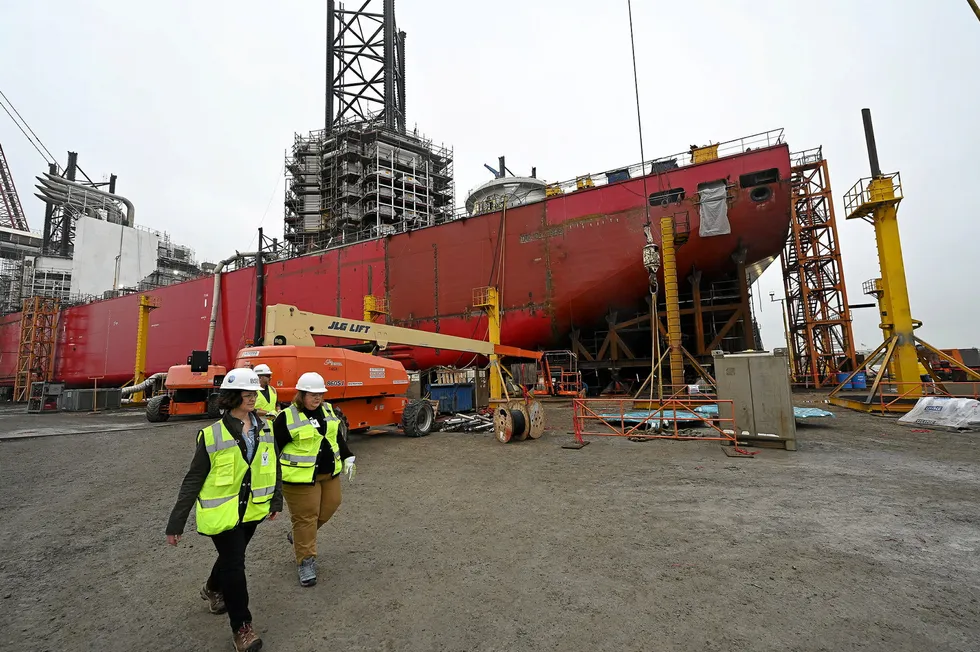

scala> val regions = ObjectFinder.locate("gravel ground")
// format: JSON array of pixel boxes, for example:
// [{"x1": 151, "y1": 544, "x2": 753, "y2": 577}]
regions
[{"x1": 1, "y1": 395, "x2": 978, "y2": 651}]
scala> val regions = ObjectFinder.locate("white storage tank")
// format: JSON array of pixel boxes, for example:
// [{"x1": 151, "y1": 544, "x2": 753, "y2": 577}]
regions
[{"x1": 465, "y1": 176, "x2": 548, "y2": 216}]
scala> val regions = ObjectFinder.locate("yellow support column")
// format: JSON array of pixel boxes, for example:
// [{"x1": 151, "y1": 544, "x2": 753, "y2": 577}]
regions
[
  {"x1": 363, "y1": 295, "x2": 389, "y2": 323},
  {"x1": 363, "y1": 295, "x2": 389, "y2": 344},
  {"x1": 132, "y1": 295, "x2": 161, "y2": 404},
  {"x1": 866, "y1": 177, "x2": 920, "y2": 390},
  {"x1": 660, "y1": 217, "x2": 684, "y2": 389},
  {"x1": 473, "y1": 287, "x2": 503, "y2": 400}
]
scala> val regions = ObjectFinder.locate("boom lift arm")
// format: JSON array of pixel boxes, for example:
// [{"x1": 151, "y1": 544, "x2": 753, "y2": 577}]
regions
[
  {"x1": 264, "y1": 304, "x2": 542, "y2": 404},
  {"x1": 264, "y1": 304, "x2": 542, "y2": 361}
]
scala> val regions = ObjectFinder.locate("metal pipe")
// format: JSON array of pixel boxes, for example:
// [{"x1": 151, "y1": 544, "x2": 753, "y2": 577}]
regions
[
  {"x1": 383, "y1": 0, "x2": 396, "y2": 130},
  {"x1": 40, "y1": 172, "x2": 135, "y2": 227},
  {"x1": 325, "y1": 0, "x2": 335, "y2": 134},
  {"x1": 861, "y1": 108, "x2": 882, "y2": 178},
  {"x1": 121, "y1": 372, "x2": 166, "y2": 397},
  {"x1": 397, "y1": 29, "x2": 407, "y2": 132},
  {"x1": 41, "y1": 162, "x2": 56, "y2": 252},
  {"x1": 253, "y1": 229, "x2": 265, "y2": 345},
  {"x1": 206, "y1": 251, "x2": 259, "y2": 356},
  {"x1": 62, "y1": 152, "x2": 77, "y2": 257}
]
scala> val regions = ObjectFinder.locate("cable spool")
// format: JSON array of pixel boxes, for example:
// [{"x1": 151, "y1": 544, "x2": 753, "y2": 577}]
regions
[
  {"x1": 493, "y1": 403, "x2": 530, "y2": 443},
  {"x1": 526, "y1": 399, "x2": 546, "y2": 439},
  {"x1": 510, "y1": 401, "x2": 530, "y2": 442}
]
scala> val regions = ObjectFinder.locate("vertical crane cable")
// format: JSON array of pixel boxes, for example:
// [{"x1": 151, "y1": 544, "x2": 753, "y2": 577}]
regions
[
  {"x1": 627, "y1": 0, "x2": 651, "y2": 229},
  {"x1": 627, "y1": 0, "x2": 663, "y2": 407},
  {"x1": 968, "y1": 0, "x2": 980, "y2": 23}
]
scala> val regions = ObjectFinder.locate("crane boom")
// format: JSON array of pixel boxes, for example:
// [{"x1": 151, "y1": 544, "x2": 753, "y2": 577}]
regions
[
  {"x1": 264, "y1": 304, "x2": 542, "y2": 360},
  {"x1": 0, "y1": 143, "x2": 29, "y2": 232}
]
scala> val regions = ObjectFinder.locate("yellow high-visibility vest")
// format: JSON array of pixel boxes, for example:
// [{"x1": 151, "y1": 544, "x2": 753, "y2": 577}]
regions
[
  {"x1": 255, "y1": 386, "x2": 279, "y2": 417},
  {"x1": 279, "y1": 404, "x2": 342, "y2": 483},
  {"x1": 195, "y1": 420, "x2": 276, "y2": 535}
]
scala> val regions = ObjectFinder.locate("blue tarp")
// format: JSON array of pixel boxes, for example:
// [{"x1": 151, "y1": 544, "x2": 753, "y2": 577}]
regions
[
  {"x1": 692, "y1": 404, "x2": 835, "y2": 420},
  {"x1": 596, "y1": 410, "x2": 707, "y2": 429}
]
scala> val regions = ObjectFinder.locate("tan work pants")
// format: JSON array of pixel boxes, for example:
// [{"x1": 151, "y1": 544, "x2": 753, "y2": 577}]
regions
[{"x1": 281, "y1": 473, "x2": 342, "y2": 565}]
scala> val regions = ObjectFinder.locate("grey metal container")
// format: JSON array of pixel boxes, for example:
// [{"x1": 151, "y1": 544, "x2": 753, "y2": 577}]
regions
[
  {"x1": 711, "y1": 349, "x2": 797, "y2": 450},
  {"x1": 58, "y1": 388, "x2": 123, "y2": 412}
]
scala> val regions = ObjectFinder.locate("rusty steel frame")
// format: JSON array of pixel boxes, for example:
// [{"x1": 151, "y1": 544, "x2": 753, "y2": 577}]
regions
[
  {"x1": 572, "y1": 396, "x2": 738, "y2": 444},
  {"x1": 780, "y1": 149, "x2": 857, "y2": 388},
  {"x1": 570, "y1": 260, "x2": 755, "y2": 376},
  {"x1": 13, "y1": 296, "x2": 60, "y2": 402}
]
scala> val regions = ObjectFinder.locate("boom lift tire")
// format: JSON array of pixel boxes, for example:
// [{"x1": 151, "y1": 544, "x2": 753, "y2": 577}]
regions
[
  {"x1": 333, "y1": 405, "x2": 350, "y2": 441},
  {"x1": 146, "y1": 395, "x2": 171, "y2": 423},
  {"x1": 206, "y1": 394, "x2": 221, "y2": 419},
  {"x1": 401, "y1": 399, "x2": 435, "y2": 438}
]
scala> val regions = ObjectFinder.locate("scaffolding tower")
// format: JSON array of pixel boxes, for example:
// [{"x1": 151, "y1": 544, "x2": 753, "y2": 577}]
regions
[
  {"x1": 326, "y1": 0, "x2": 406, "y2": 134},
  {"x1": 13, "y1": 296, "x2": 60, "y2": 402},
  {"x1": 284, "y1": 0, "x2": 454, "y2": 255},
  {"x1": 780, "y1": 148, "x2": 857, "y2": 387}
]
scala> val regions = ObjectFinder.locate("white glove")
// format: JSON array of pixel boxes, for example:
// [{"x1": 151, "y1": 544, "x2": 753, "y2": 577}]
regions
[{"x1": 343, "y1": 456, "x2": 356, "y2": 482}]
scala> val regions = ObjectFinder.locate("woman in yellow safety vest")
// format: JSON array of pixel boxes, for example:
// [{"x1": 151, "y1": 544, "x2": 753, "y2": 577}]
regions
[
  {"x1": 253, "y1": 364, "x2": 279, "y2": 418},
  {"x1": 165, "y1": 367, "x2": 281, "y2": 652},
  {"x1": 273, "y1": 371, "x2": 355, "y2": 587}
]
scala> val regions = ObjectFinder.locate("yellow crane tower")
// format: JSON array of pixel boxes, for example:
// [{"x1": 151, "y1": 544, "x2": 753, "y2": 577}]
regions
[
  {"x1": 828, "y1": 109, "x2": 980, "y2": 413},
  {"x1": 130, "y1": 294, "x2": 161, "y2": 404}
]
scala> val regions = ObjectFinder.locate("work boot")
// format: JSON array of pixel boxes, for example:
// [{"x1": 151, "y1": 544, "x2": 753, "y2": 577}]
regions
[
  {"x1": 200, "y1": 581, "x2": 226, "y2": 614},
  {"x1": 298, "y1": 556, "x2": 317, "y2": 587},
  {"x1": 232, "y1": 622, "x2": 262, "y2": 652}
]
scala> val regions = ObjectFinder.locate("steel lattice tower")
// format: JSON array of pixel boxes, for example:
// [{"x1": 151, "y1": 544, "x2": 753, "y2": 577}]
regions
[
  {"x1": 0, "y1": 143, "x2": 30, "y2": 231},
  {"x1": 326, "y1": 0, "x2": 406, "y2": 134},
  {"x1": 780, "y1": 148, "x2": 858, "y2": 387}
]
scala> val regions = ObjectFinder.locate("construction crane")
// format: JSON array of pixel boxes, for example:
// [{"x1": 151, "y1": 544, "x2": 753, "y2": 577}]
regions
[
  {"x1": 829, "y1": 109, "x2": 980, "y2": 413},
  {"x1": 0, "y1": 143, "x2": 30, "y2": 232}
]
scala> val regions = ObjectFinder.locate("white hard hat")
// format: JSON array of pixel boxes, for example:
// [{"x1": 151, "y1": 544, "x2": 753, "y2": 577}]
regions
[
  {"x1": 221, "y1": 368, "x2": 262, "y2": 391},
  {"x1": 253, "y1": 363, "x2": 272, "y2": 376},
  {"x1": 295, "y1": 372, "x2": 327, "y2": 393}
]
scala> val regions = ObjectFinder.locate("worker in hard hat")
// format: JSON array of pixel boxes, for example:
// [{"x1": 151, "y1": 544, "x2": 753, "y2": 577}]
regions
[
  {"x1": 165, "y1": 367, "x2": 281, "y2": 652},
  {"x1": 272, "y1": 371, "x2": 354, "y2": 588},
  {"x1": 253, "y1": 364, "x2": 280, "y2": 419}
]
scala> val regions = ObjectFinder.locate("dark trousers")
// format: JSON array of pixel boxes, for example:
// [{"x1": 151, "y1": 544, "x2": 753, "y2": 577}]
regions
[{"x1": 207, "y1": 521, "x2": 258, "y2": 632}]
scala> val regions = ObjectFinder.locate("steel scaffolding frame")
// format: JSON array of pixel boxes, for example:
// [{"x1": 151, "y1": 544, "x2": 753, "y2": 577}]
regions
[
  {"x1": 13, "y1": 295, "x2": 59, "y2": 402},
  {"x1": 0, "y1": 143, "x2": 30, "y2": 231},
  {"x1": 780, "y1": 148, "x2": 857, "y2": 387},
  {"x1": 326, "y1": 0, "x2": 405, "y2": 134}
]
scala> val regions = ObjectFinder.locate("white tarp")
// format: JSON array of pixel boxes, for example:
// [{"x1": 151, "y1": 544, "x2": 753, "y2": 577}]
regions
[
  {"x1": 898, "y1": 397, "x2": 980, "y2": 432},
  {"x1": 697, "y1": 180, "x2": 731, "y2": 237},
  {"x1": 70, "y1": 216, "x2": 159, "y2": 297}
]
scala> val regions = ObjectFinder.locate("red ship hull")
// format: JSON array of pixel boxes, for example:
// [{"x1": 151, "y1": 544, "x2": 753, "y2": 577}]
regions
[{"x1": 0, "y1": 141, "x2": 792, "y2": 388}]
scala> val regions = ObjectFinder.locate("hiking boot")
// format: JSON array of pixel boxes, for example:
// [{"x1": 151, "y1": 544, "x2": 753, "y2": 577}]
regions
[
  {"x1": 200, "y1": 581, "x2": 226, "y2": 614},
  {"x1": 232, "y1": 622, "x2": 262, "y2": 652},
  {"x1": 298, "y1": 556, "x2": 317, "y2": 587}
]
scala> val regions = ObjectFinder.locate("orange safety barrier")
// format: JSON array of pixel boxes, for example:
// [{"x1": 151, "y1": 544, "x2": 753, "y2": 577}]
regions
[{"x1": 572, "y1": 396, "x2": 738, "y2": 445}]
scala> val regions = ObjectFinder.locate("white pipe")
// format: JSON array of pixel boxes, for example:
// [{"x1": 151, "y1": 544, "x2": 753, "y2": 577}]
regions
[
  {"x1": 121, "y1": 372, "x2": 167, "y2": 397},
  {"x1": 206, "y1": 251, "x2": 259, "y2": 356},
  {"x1": 41, "y1": 172, "x2": 135, "y2": 226}
]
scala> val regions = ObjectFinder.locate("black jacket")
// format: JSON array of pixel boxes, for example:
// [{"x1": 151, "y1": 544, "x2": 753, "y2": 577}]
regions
[
  {"x1": 166, "y1": 411, "x2": 283, "y2": 537},
  {"x1": 273, "y1": 404, "x2": 353, "y2": 485}
]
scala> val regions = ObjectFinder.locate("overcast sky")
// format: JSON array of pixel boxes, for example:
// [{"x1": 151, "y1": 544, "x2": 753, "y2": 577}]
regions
[{"x1": 2, "y1": 0, "x2": 978, "y2": 352}]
